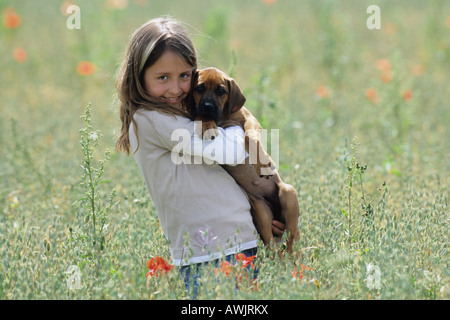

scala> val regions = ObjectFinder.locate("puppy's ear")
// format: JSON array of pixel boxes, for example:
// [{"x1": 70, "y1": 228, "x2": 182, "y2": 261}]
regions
[
  {"x1": 227, "y1": 77, "x2": 246, "y2": 114},
  {"x1": 186, "y1": 69, "x2": 199, "y2": 119}
]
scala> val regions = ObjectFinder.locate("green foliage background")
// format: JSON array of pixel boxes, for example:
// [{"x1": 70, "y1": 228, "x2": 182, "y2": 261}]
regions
[{"x1": 0, "y1": 0, "x2": 448, "y2": 299}]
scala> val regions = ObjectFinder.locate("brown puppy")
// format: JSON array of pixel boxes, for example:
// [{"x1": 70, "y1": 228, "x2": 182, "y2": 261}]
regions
[{"x1": 190, "y1": 67, "x2": 300, "y2": 255}]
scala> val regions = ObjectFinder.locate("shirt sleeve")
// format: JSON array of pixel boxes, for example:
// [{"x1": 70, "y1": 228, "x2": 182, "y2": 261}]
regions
[
  {"x1": 133, "y1": 110, "x2": 247, "y2": 165},
  {"x1": 189, "y1": 124, "x2": 247, "y2": 165}
]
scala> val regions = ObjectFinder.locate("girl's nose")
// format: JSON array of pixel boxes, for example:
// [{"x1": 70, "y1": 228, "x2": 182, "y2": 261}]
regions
[{"x1": 167, "y1": 80, "x2": 182, "y2": 95}]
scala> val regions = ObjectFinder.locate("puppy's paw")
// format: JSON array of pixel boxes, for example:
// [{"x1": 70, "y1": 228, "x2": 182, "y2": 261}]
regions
[{"x1": 202, "y1": 121, "x2": 219, "y2": 140}]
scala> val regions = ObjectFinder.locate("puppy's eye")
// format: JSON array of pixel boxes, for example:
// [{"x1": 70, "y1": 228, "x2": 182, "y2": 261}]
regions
[
  {"x1": 217, "y1": 86, "x2": 226, "y2": 96},
  {"x1": 195, "y1": 84, "x2": 205, "y2": 94}
]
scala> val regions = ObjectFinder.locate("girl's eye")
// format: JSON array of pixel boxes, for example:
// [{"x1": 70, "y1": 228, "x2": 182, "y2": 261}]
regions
[
  {"x1": 180, "y1": 73, "x2": 190, "y2": 79},
  {"x1": 158, "y1": 75, "x2": 168, "y2": 81}
]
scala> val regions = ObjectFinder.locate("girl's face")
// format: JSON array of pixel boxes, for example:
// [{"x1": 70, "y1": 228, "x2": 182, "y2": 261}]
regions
[{"x1": 143, "y1": 50, "x2": 193, "y2": 108}]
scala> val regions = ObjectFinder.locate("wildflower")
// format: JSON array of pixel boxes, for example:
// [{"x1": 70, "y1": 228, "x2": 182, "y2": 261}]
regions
[
  {"x1": 235, "y1": 253, "x2": 256, "y2": 268},
  {"x1": 402, "y1": 89, "x2": 413, "y2": 102},
  {"x1": 89, "y1": 131, "x2": 99, "y2": 141},
  {"x1": 261, "y1": 0, "x2": 277, "y2": 4},
  {"x1": 291, "y1": 264, "x2": 314, "y2": 282},
  {"x1": 3, "y1": 8, "x2": 22, "y2": 29},
  {"x1": 381, "y1": 70, "x2": 393, "y2": 83},
  {"x1": 376, "y1": 59, "x2": 391, "y2": 72},
  {"x1": 214, "y1": 255, "x2": 258, "y2": 290},
  {"x1": 376, "y1": 59, "x2": 392, "y2": 83},
  {"x1": 145, "y1": 257, "x2": 174, "y2": 277},
  {"x1": 316, "y1": 85, "x2": 331, "y2": 99},
  {"x1": 214, "y1": 260, "x2": 233, "y2": 276},
  {"x1": 365, "y1": 87, "x2": 379, "y2": 104},
  {"x1": 105, "y1": 0, "x2": 129, "y2": 10},
  {"x1": 13, "y1": 47, "x2": 27, "y2": 63},
  {"x1": 76, "y1": 61, "x2": 96, "y2": 76},
  {"x1": 60, "y1": 1, "x2": 76, "y2": 15},
  {"x1": 214, "y1": 254, "x2": 256, "y2": 276}
]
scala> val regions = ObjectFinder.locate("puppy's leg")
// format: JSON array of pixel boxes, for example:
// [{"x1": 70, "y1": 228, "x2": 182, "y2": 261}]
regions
[
  {"x1": 278, "y1": 183, "x2": 301, "y2": 257},
  {"x1": 245, "y1": 133, "x2": 275, "y2": 177},
  {"x1": 195, "y1": 118, "x2": 220, "y2": 140},
  {"x1": 249, "y1": 198, "x2": 274, "y2": 247}
]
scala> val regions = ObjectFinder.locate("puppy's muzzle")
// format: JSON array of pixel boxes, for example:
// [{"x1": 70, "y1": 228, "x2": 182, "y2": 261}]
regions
[{"x1": 198, "y1": 98, "x2": 221, "y2": 120}]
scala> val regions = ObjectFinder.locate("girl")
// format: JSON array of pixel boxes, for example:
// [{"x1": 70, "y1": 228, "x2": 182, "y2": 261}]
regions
[{"x1": 115, "y1": 17, "x2": 284, "y2": 297}]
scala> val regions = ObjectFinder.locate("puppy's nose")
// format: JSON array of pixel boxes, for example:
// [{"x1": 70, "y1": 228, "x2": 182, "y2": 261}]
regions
[{"x1": 204, "y1": 100, "x2": 214, "y2": 110}]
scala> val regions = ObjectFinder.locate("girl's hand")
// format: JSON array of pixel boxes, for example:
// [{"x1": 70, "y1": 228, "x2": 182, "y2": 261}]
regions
[{"x1": 272, "y1": 220, "x2": 286, "y2": 242}]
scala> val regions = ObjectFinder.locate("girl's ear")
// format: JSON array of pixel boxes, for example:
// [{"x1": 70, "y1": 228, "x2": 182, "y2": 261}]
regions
[{"x1": 227, "y1": 77, "x2": 246, "y2": 115}]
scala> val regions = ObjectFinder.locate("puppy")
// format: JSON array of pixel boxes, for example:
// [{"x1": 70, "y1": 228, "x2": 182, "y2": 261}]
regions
[{"x1": 190, "y1": 67, "x2": 300, "y2": 255}]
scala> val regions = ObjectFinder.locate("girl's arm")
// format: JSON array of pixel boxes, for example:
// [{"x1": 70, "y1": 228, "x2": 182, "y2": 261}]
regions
[
  {"x1": 133, "y1": 110, "x2": 247, "y2": 165},
  {"x1": 189, "y1": 124, "x2": 247, "y2": 165}
]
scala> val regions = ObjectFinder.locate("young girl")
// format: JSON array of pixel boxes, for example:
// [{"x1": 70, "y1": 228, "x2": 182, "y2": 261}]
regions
[{"x1": 115, "y1": 17, "x2": 284, "y2": 297}]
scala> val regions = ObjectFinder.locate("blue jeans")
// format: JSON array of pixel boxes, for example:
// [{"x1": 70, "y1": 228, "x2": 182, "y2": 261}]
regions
[{"x1": 179, "y1": 247, "x2": 258, "y2": 299}]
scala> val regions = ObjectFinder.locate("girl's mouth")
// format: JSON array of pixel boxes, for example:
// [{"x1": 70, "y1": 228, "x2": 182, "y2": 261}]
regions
[{"x1": 162, "y1": 95, "x2": 182, "y2": 105}]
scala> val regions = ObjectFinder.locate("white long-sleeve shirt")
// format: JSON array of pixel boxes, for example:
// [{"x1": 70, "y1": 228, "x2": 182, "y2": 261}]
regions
[{"x1": 129, "y1": 109, "x2": 257, "y2": 266}]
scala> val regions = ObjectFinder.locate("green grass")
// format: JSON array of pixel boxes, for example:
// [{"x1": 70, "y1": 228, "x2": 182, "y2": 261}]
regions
[{"x1": 1, "y1": 0, "x2": 448, "y2": 300}]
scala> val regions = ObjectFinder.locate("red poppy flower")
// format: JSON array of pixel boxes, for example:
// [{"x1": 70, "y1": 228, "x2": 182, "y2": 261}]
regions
[
  {"x1": 402, "y1": 89, "x2": 413, "y2": 102},
  {"x1": 145, "y1": 257, "x2": 174, "y2": 277},
  {"x1": 376, "y1": 59, "x2": 391, "y2": 72},
  {"x1": 214, "y1": 260, "x2": 233, "y2": 276},
  {"x1": 291, "y1": 264, "x2": 314, "y2": 282},
  {"x1": 235, "y1": 253, "x2": 256, "y2": 268},
  {"x1": 76, "y1": 61, "x2": 96, "y2": 76},
  {"x1": 13, "y1": 47, "x2": 27, "y2": 63},
  {"x1": 365, "y1": 87, "x2": 379, "y2": 104},
  {"x1": 316, "y1": 85, "x2": 331, "y2": 99},
  {"x1": 3, "y1": 8, "x2": 22, "y2": 29}
]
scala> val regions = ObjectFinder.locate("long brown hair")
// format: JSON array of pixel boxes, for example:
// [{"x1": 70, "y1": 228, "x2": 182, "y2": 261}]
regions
[{"x1": 115, "y1": 17, "x2": 197, "y2": 154}]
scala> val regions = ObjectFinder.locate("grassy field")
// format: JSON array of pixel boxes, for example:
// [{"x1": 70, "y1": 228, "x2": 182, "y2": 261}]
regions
[{"x1": 0, "y1": 0, "x2": 448, "y2": 300}]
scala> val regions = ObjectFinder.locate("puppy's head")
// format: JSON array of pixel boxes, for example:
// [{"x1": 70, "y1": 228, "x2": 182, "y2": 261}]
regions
[{"x1": 191, "y1": 67, "x2": 246, "y2": 121}]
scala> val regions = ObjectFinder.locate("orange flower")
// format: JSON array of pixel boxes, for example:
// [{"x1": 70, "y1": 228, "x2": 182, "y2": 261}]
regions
[
  {"x1": 376, "y1": 59, "x2": 391, "y2": 72},
  {"x1": 261, "y1": 0, "x2": 277, "y2": 4},
  {"x1": 402, "y1": 89, "x2": 413, "y2": 102},
  {"x1": 380, "y1": 70, "x2": 392, "y2": 83},
  {"x1": 365, "y1": 87, "x2": 379, "y2": 104},
  {"x1": 60, "y1": 1, "x2": 76, "y2": 15},
  {"x1": 214, "y1": 255, "x2": 258, "y2": 290},
  {"x1": 235, "y1": 253, "x2": 256, "y2": 268},
  {"x1": 214, "y1": 253, "x2": 256, "y2": 276},
  {"x1": 13, "y1": 47, "x2": 27, "y2": 63},
  {"x1": 376, "y1": 59, "x2": 393, "y2": 83},
  {"x1": 145, "y1": 257, "x2": 174, "y2": 277},
  {"x1": 316, "y1": 85, "x2": 331, "y2": 99},
  {"x1": 105, "y1": 0, "x2": 129, "y2": 10},
  {"x1": 291, "y1": 264, "x2": 314, "y2": 282},
  {"x1": 3, "y1": 7, "x2": 22, "y2": 29},
  {"x1": 214, "y1": 260, "x2": 233, "y2": 276},
  {"x1": 77, "y1": 61, "x2": 96, "y2": 76}
]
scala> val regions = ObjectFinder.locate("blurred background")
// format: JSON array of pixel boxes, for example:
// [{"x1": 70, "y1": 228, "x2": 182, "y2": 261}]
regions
[{"x1": 1, "y1": 0, "x2": 448, "y2": 179}]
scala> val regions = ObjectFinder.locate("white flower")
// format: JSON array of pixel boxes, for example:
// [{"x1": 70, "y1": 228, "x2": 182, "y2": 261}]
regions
[{"x1": 89, "y1": 132, "x2": 99, "y2": 141}]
